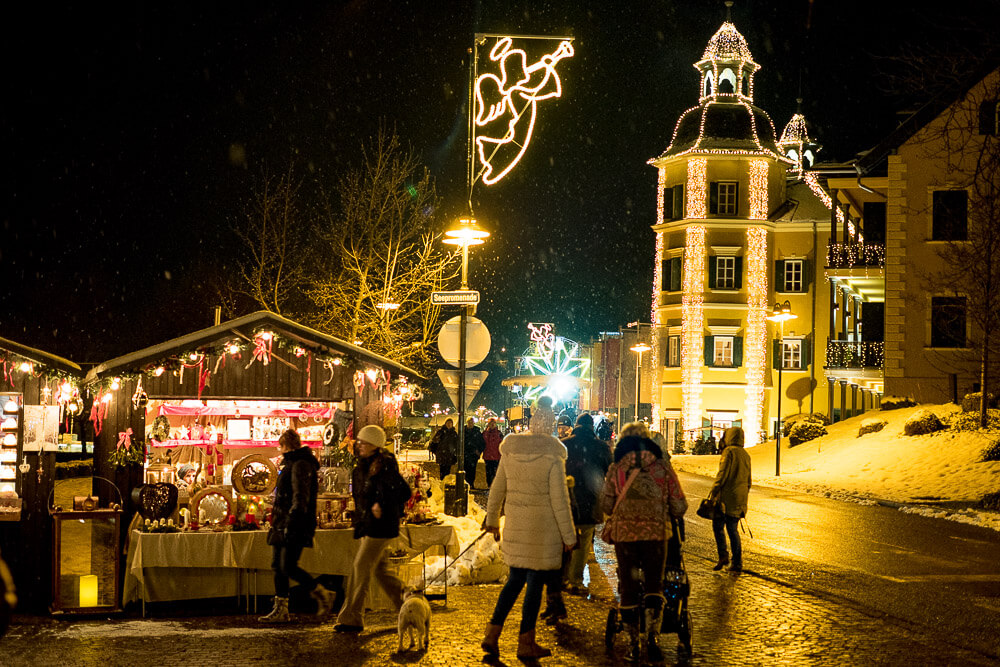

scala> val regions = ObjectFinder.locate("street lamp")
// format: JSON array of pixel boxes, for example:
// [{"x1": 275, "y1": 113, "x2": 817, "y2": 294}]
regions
[
  {"x1": 442, "y1": 217, "x2": 490, "y2": 513},
  {"x1": 629, "y1": 342, "x2": 652, "y2": 424},
  {"x1": 766, "y1": 300, "x2": 797, "y2": 476}
]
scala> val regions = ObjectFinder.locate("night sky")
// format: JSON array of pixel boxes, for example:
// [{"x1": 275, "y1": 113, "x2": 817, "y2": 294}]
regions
[{"x1": 2, "y1": 1, "x2": 996, "y2": 404}]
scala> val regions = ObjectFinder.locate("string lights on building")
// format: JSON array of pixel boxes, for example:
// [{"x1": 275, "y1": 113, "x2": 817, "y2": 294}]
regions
[
  {"x1": 686, "y1": 157, "x2": 708, "y2": 219},
  {"x1": 650, "y1": 167, "x2": 667, "y2": 426},
  {"x1": 749, "y1": 159, "x2": 768, "y2": 220},
  {"x1": 681, "y1": 225, "x2": 705, "y2": 440},
  {"x1": 804, "y1": 171, "x2": 856, "y2": 236},
  {"x1": 743, "y1": 227, "x2": 769, "y2": 446}
]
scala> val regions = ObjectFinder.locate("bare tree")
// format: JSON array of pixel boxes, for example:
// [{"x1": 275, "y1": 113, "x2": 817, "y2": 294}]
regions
[
  {"x1": 308, "y1": 129, "x2": 459, "y2": 375},
  {"x1": 229, "y1": 166, "x2": 311, "y2": 316}
]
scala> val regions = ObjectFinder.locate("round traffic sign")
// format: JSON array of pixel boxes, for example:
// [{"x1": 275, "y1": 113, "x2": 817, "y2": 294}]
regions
[{"x1": 437, "y1": 315, "x2": 491, "y2": 368}]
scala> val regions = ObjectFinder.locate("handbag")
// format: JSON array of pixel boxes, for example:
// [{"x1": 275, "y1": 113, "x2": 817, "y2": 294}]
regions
[
  {"x1": 600, "y1": 468, "x2": 640, "y2": 545},
  {"x1": 695, "y1": 497, "x2": 715, "y2": 520}
]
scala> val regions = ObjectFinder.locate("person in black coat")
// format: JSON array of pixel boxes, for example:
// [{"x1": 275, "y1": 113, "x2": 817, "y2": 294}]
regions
[
  {"x1": 561, "y1": 413, "x2": 612, "y2": 592},
  {"x1": 259, "y1": 429, "x2": 336, "y2": 623},
  {"x1": 428, "y1": 419, "x2": 458, "y2": 480},
  {"x1": 464, "y1": 417, "x2": 486, "y2": 489},
  {"x1": 334, "y1": 425, "x2": 412, "y2": 633}
]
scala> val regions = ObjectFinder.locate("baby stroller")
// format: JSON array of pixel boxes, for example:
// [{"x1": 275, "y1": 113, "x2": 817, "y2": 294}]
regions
[{"x1": 605, "y1": 517, "x2": 692, "y2": 661}]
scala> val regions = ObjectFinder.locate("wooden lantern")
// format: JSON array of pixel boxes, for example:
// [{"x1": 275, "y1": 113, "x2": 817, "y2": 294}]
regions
[{"x1": 51, "y1": 509, "x2": 122, "y2": 614}]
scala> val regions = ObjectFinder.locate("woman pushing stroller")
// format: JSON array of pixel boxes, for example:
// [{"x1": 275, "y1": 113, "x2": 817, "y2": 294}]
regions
[{"x1": 600, "y1": 424, "x2": 688, "y2": 664}]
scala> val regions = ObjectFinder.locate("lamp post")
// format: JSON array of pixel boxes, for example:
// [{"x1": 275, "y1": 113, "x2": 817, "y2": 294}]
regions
[
  {"x1": 766, "y1": 300, "x2": 797, "y2": 476},
  {"x1": 442, "y1": 217, "x2": 489, "y2": 512},
  {"x1": 629, "y1": 342, "x2": 651, "y2": 424}
]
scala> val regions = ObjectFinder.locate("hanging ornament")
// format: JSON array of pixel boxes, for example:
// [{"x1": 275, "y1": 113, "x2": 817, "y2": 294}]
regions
[
  {"x1": 132, "y1": 376, "x2": 149, "y2": 410},
  {"x1": 246, "y1": 332, "x2": 273, "y2": 369}
]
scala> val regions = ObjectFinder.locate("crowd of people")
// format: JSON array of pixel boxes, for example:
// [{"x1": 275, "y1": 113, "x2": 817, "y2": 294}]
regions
[{"x1": 257, "y1": 401, "x2": 752, "y2": 666}]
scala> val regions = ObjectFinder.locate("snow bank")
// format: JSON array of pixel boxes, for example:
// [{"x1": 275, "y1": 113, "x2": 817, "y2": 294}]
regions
[{"x1": 671, "y1": 403, "x2": 1000, "y2": 531}]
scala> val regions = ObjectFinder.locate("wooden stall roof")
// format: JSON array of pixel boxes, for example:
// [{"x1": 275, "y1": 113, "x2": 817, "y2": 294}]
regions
[
  {"x1": 84, "y1": 310, "x2": 420, "y2": 383},
  {"x1": 0, "y1": 336, "x2": 83, "y2": 376}
]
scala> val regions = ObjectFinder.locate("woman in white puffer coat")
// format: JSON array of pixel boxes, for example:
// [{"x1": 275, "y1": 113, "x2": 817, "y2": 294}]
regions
[{"x1": 481, "y1": 399, "x2": 577, "y2": 661}]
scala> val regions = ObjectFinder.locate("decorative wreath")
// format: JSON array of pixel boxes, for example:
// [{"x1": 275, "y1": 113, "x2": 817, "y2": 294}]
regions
[
  {"x1": 230, "y1": 454, "x2": 278, "y2": 495},
  {"x1": 150, "y1": 415, "x2": 171, "y2": 443}
]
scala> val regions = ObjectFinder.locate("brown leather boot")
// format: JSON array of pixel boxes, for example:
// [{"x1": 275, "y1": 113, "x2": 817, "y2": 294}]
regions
[
  {"x1": 516, "y1": 628, "x2": 552, "y2": 660},
  {"x1": 481, "y1": 623, "x2": 502, "y2": 656}
]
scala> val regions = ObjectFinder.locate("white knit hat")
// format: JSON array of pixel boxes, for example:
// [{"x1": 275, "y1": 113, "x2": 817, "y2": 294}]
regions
[
  {"x1": 529, "y1": 406, "x2": 556, "y2": 435},
  {"x1": 357, "y1": 424, "x2": 387, "y2": 448}
]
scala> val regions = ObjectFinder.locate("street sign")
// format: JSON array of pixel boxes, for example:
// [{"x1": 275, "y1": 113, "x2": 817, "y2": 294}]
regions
[
  {"x1": 437, "y1": 369, "x2": 489, "y2": 410},
  {"x1": 431, "y1": 290, "x2": 480, "y2": 306},
  {"x1": 437, "y1": 315, "x2": 491, "y2": 367}
]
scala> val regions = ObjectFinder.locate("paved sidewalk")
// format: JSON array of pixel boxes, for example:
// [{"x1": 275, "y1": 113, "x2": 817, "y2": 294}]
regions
[{"x1": 3, "y1": 551, "x2": 996, "y2": 666}]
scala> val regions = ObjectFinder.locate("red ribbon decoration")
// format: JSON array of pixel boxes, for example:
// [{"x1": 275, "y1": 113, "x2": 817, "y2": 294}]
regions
[
  {"x1": 197, "y1": 359, "x2": 211, "y2": 399},
  {"x1": 117, "y1": 427, "x2": 133, "y2": 451},
  {"x1": 306, "y1": 351, "x2": 313, "y2": 397},
  {"x1": 89, "y1": 391, "x2": 109, "y2": 436},
  {"x1": 246, "y1": 334, "x2": 272, "y2": 369}
]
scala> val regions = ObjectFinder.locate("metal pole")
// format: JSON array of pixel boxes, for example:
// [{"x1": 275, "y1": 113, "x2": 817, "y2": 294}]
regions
[
  {"x1": 776, "y1": 322, "x2": 783, "y2": 477},
  {"x1": 452, "y1": 242, "x2": 470, "y2": 515},
  {"x1": 634, "y1": 350, "x2": 642, "y2": 423}
]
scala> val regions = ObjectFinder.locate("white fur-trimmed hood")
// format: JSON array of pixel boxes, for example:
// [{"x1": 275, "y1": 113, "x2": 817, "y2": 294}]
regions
[{"x1": 499, "y1": 432, "x2": 567, "y2": 461}]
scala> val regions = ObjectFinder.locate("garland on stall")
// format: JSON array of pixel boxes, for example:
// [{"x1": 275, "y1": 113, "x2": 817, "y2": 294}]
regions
[{"x1": 108, "y1": 427, "x2": 144, "y2": 467}]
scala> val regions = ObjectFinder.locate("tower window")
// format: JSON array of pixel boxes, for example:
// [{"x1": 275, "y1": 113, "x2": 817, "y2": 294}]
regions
[
  {"x1": 710, "y1": 181, "x2": 738, "y2": 216},
  {"x1": 704, "y1": 72, "x2": 714, "y2": 97},
  {"x1": 714, "y1": 336, "x2": 734, "y2": 367},
  {"x1": 718, "y1": 68, "x2": 736, "y2": 94},
  {"x1": 667, "y1": 336, "x2": 680, "y2": 366},
  {"x1": 741, "y1": 75, "x2": 749, "y2": 96},
  {"x1": 716, "y1": 256, "x2": 735, "y2": 289},
  {"x1": 784, "y1": 260, "x2": 803, "y2": 292}
]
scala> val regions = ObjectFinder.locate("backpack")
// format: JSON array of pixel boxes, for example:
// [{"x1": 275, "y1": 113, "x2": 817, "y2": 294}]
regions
[{"x1": 600, "y1": 461, "x2": 669, "y2": 544}]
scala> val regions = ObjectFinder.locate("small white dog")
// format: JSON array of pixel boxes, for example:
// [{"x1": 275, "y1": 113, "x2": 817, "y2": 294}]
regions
[{"x1": 397, "y1": 588, "x2": 431, "y2": 652}]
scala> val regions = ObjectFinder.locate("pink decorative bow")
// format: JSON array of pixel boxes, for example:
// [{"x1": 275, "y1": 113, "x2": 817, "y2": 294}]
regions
[
  {"x1": 117, "y1": 428, "x2": 133, "y2": 451},
  {"x1": 246, "y1": 334, "x2": 272, "y2": 369}
]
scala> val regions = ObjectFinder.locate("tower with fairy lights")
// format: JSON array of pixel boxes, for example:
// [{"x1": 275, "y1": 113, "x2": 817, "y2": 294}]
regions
[{"x1": 648, "y1": 14, "x2": 828, "y2": 448}]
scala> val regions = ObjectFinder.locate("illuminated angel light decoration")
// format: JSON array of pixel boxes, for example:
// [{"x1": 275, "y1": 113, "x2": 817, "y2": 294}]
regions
[
  {"x1": 681, "y1": 225, "x2": 706, "y2": 440},
  {"x1": 474, "y1": 37, "x2": 574, "y2": 186},
  {"x1": 517, "y1": 333, "x2": 591, "y2": 403},
  {"x1": 650, "y1": 167, "x2": 667, "y2": 425},
  {"x1": 743, "y1": 227, "x2": 769, "y2": 446},
  {"x1": 527, "y1": 322, "x2": 556, "y2": 360},
  {"x1": 748, "y1": 159, "x2": 769, "y2": 220}
]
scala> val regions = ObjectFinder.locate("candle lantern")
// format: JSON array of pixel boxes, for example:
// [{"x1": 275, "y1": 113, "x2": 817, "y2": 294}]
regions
[
  {"x1": 144, "y1": 452, "x2": 176, "y2": 485},
  {"x1": 51, "y1": 508, "x2": 122, "y2": 614}
]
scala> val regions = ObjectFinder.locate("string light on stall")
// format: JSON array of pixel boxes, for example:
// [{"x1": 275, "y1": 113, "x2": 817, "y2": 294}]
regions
[
  {"x1": 227, "y1": 343, "x2": 241, "y2": 355},
  {"x1": 153, "y1": 366, "x2": 165, "y2": 377},
  {"x1": 743, "y1": 227, "x2": 769, "y2": 446},
  {"x1": 18, "y1": 361, "x2": 32, "y2": 373},
  {"x1": 109, "y1": 377, "x2": 121, "y2": 391}
]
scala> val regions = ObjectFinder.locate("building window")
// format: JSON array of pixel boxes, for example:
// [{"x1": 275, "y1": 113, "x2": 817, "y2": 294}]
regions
[
  {"x1": 661, "y1": 257, "x2": 682, "y2": 292},
  {"x1": 784, "y1": 260, "x2": 803, "y2": 293},
  {"x1": 710, "y1": 181, "x2": 738, "y2": 216},
  {"x1": 668, "y1": 336, "x2": 680, "y2": 367},
  {"x1": 716, "y1": 256, "x2": 735, "y2": 289},
  {"x1": 979, "y1": 100, "x2": 999, "y2": 136},
  {"x1": 932, "y1": 190, "x2": 968, "y2": 241},
  {"x1": 931, "y1": 296, "x2": 966, "y2": 348},
  {"x1": 714, "y1": 336, "x2": 734, "y2": 367},
  {"x1": 782, "y1": 340, "x2": 802, "y2": 370}
]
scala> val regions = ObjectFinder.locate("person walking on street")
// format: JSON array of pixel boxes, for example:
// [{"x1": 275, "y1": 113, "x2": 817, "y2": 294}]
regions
[
  {"x1": 482, "y1": 418, "x2": 503, "y2": 487},
  {"x1": 561, "y1": 413, "x2": 612, "y2": 595},
  {"x1": 600, "y1": 431, "x2": 684, "y2": 664},
  {"x1": 464, "y1": 417, "x2": 486, "y2": 489},
  {"x1": 428, "y1": 418, "x2": 458, "y2": 481},
  {"x1": 481, "y1": 401, "x2": 577, "y2": 662},
  {"x1": 708, "y1": 426, "x2": 751, "y2": 573},
  {"x1": 259, "y1": 430, "x2": 336, "y2": 623},
  {"x1": 334, "y1": 425, "x2": 413, "y2": 633}
]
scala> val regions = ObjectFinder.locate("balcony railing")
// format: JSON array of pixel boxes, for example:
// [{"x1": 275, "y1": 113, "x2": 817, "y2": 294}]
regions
[
  {"x1": 826, "y1": 340, "x2": 884, "y2": 369},
  {"x1": 826, "y1": 242, "x2": 885, "y2": 269}
]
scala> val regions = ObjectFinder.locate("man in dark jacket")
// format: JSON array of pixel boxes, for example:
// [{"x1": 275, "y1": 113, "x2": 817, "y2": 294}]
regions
[
  {"x1": 464, "y1": 417, "x2": 486, "y2": 489},
  {"x1": 428, "y1": 419, "x2": 458, "y2": 480},
  {"x1": 259, "y1": 429, "x2": 336, "y2": 623},
  {"x1": 562, "y1": 413, "x2": 612, "y2": 593},
  {"x1": 334, "y1": 425, "x2": 412, "y2": 633}
]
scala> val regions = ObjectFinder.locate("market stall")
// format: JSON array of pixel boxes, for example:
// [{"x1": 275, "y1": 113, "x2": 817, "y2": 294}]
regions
[
  {"x1": 0, "y1": 336, "x2": 85, "y2": 612},
  {"x1": 81, "y1": 311, "x2": 425, "y2": 609}
]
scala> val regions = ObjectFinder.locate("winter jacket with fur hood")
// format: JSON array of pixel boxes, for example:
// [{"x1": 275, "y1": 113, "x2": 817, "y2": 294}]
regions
[
  {"x1": 709, "y1": 426, "x2": 751, "y2": 517},
  {"x1": 485, "y1": 424, "x2": 577, "y2": 571}
]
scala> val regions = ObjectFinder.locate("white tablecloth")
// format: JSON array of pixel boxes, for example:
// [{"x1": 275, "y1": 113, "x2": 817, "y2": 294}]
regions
[{"x1": 124, "y1": 525, "x2": 458, "y2": 605}]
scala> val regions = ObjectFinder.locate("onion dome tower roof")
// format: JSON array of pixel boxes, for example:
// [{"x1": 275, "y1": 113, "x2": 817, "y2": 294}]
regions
[
  {"x1": 655, "y1": 20, "x2": 787, "y2": 163},
  {"x1": 778, "y1": 106, "x2": 822, "y2": 177}
]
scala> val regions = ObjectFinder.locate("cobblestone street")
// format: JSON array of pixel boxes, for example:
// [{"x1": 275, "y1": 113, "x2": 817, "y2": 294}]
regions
[{"x1": 4, "y1": 546, "x2": 996, "y2": 667}]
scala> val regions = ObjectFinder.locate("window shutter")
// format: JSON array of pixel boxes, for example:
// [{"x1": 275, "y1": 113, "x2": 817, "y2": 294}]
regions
[
  {"x1": 801, "y1": 259, "x2": 811, "y2": 291},
  {"x1": 800, "y1": 338, "x2": 811, "y2": 369},
  {"x1": 775, "y1": 260, "x2": 785, "y2": 292},
  {"x1": 709, "y1": 182, "x2": 719, "y2": 214},
  {"x1": 734, "y1": 256, "x2": 743, "y2": 289},
  {"x1": 661, "y1": 260, "x2": 671, "y2": 290},
  {"x1": 734, "y1": 336, "x2": 743, "y2": 366},
  {"x1": 670, "y1": 257, "x2": 682, "y2": 291},
  {"x1": 663, "y1": 187, "x2": 674, "y2": 220},
  {"x1": 673, "y1": 184, "x2": 685, "y2": 219},
  {"x1": 733, "y1": 181, "x2": 740, "y2": 216},
  {"x1": 708, "y1": 256, "x2": 717, "y2": 289},
  {"x1": 704, "y1": 336, "x2": 714, "y2": 366},
  {"x1": 772, "y1": 340, "x2": 781, "y2": 369}
]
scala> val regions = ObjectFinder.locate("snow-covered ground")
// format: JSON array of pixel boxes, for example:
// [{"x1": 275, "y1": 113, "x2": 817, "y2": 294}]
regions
[{"x1": 670, "y1": 403, "x2": 1000, "y2": 532}]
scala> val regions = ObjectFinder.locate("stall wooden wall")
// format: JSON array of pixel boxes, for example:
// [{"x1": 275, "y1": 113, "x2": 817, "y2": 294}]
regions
[
  {"x1": 0, "y1": 374, "x2": 61, "y2": 612},
  {"x1": 91, "y1": 379, "x2": 145, "y2": 542}
]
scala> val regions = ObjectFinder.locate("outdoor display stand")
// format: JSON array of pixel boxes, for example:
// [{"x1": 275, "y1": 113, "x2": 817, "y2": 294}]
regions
[{"x1": 51, "y1": 508, "x2": 123, "y2": 614}]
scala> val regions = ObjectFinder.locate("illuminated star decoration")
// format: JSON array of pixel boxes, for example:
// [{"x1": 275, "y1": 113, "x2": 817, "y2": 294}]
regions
[
  {"x1": 519, "y1": 333, "x2": 591, "y2": 404},
  {"x1": 474, "y1": 37, "x2": 574, "y2": 185}
]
